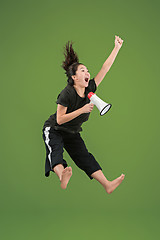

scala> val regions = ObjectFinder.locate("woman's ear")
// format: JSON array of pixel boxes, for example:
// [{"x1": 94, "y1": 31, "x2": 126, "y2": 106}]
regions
[{"x1": 71, "y1": 75, "x2": 76, "y2": 81}]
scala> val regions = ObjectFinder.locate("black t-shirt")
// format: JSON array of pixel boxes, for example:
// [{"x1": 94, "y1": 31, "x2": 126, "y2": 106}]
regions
[{"x1": 42, "y1": 78, "x2": 97, "y2": 133}]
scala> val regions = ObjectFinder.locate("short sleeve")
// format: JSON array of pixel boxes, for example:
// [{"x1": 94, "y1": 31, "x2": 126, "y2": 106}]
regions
[
  {"x1": 87, "y1": 78, "x2": 97, "y2": 93},
  {"x1": 56, "y1": 88, "x2": 70, "y2": 107}
]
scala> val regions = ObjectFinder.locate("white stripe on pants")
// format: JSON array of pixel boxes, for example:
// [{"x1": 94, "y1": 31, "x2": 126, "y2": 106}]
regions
[{"x1": 44, "y1": 126, "x2": 52, "y2": 168}]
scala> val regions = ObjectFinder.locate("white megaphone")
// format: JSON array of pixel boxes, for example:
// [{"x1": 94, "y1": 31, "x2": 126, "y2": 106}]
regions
[{"x1": 88, "y1": 92, "x2": 112, "y2": 116}]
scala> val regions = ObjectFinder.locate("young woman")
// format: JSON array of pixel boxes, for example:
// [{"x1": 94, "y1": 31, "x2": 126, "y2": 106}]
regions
[{"x1": 42, "y1": 36, "x2": 125, "y2": 194}]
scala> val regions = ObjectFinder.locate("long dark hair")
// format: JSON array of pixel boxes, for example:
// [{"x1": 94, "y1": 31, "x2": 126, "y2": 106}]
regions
[{"x1": 61, "y1": 41, "x2": 83, "y2": 86}]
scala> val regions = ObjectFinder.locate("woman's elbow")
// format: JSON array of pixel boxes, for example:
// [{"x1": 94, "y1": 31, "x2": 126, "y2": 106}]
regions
[
  {"x1": 56, "y1": 116, "x2": 63, "y2": 125},
  {"x1": 57, "y1": 118, "x2": 61, "y2": 125},
  {"x1": 56, "y1": 105, "x2": 67, "y2": 125}
]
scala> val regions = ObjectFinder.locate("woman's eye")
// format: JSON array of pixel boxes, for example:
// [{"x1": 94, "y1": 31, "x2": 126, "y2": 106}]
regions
[{"x1": 82, "y1": 70, "x2": 89, "y2": 72}]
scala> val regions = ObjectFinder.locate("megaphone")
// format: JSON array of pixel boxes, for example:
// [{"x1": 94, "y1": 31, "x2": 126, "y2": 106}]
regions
[{"x1": 88, "y1": 92, "x2": 112, "y2": 116}]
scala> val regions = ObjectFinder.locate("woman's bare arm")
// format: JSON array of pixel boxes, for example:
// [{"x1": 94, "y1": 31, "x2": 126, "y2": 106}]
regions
[
  {"x1": 94, "y1": 35, "x2": 124, "y2": 87},
  {"x1": 56, "y1": 103, "x2": 94, "y2": 125}
]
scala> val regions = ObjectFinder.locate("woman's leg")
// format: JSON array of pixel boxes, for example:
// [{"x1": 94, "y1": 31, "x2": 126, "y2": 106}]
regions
[
  {"x1": 53, "y1": 164, "x2": 72, "y2": 189},
  {"x1": 91, "y1": 170, "x2": 125, "y2": 194}
]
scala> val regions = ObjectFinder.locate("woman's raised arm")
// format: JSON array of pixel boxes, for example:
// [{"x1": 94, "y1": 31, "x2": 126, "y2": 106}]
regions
[{"x1": 94, "y1": 35, "x2": 124, "y2": 87}]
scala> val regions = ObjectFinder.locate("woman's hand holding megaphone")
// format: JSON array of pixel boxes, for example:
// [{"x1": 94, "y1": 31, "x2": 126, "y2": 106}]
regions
[{"x1": 81, "y1": 103, "x2": 94, "y2": 113}]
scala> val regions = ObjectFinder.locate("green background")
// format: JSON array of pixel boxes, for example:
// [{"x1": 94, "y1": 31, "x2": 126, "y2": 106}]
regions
[{"x1": 1, "y1": 0, "x2": 160, "y2": 239}]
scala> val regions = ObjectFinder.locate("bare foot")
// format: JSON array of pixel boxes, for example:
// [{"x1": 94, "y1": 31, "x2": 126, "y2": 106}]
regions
[
  {"x1": 60, "y1": 167, "x2": 72, "y2": 189},
  {"x1": 105, "y1": 174, "x2": 125, "y2": 194}
]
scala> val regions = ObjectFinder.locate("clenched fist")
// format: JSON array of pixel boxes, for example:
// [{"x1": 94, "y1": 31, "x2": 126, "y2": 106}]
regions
[{"x1": 115, "y1": 35, "x2": 124, "y2": 50}]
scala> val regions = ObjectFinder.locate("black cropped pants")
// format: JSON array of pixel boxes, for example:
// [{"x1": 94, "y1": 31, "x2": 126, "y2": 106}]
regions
[{"x1": 42, "y1": 126, "x2": 102, "y2": 180}]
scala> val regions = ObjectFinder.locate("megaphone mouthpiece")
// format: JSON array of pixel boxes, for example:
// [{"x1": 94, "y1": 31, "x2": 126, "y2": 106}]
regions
[
  {"x1": 88, "y1": 92, "x2": 95, "y2": 99},
  {"x1": 87, "y1": 92, "x2": 112, "y2": 116}
]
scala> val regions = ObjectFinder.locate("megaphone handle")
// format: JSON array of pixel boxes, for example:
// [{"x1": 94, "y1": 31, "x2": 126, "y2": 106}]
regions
[{"x1": 90, "y1": 99, "x2": 94, "y2": 104}]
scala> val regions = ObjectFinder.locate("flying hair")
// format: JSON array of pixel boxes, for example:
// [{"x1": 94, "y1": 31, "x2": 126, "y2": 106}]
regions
[{"x1": 61, "y1": 41, "x2": 83, "y2": 86}]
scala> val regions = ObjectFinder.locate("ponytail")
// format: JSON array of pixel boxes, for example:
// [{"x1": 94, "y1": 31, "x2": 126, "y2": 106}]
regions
[{"x1": 61, "y1": 41, "x2": 83, "y2": 86}]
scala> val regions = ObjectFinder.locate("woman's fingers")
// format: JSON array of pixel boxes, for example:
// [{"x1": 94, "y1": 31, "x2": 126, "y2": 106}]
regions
[
  {"x1": 115, "y1": 35, "x2": 124, "y2": 49},
  {"x1": 115, "y1": 35, "x2": 124, "y2": 44},
  {"x1": 90, "y1": 103, "x2": 94, "y2": 108},
  {"x1": 89, "y1": 103, "x2": 94, "y2": 111}
]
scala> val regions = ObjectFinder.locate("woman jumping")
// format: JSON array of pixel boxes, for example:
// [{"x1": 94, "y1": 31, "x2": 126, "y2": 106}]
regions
[{"x1": 42, "y1": 36, "x2": 125, "y2": 194}]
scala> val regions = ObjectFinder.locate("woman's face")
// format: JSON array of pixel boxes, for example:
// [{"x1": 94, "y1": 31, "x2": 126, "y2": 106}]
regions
[{"x1": 72, "y1": 64, "x2": 90, "y2": 88}]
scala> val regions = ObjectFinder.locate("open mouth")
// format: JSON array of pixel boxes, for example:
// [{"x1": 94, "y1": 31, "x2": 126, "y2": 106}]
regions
[{"x1": 85, "y1": 78, "x2": 89, "y2": 82}]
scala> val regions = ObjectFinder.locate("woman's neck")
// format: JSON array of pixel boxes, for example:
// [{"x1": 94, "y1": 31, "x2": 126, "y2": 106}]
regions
[{"x1": 73, "y1": 85, "x2": 85, "y2": 98}]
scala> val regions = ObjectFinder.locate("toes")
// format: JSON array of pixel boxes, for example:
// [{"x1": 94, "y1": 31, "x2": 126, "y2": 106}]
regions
[
  {"x1": 63, "y1": 167, "x2": 68, "y2": 173},
  {"x1": 63, "y1": 167, "x2": 72, "y2": 174},
  {"x1": 68, "y1": 168, "x2": 72, "y2": 175},
  {"x1": 68, "y1": 167, "x2": 72, "y2": 171},
  {"x1": 121, "y1": 175, "x2": 125, "y2": 180}
]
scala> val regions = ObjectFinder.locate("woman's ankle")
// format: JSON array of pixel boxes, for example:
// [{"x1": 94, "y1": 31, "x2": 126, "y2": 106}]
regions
[{"x1": 53, "y1": 164, "x2": 64, "y2": 181}]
